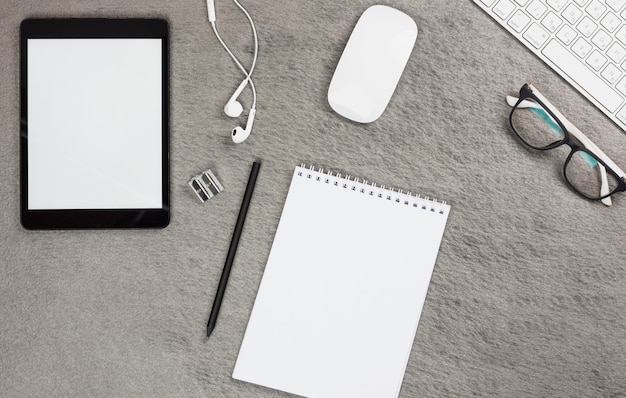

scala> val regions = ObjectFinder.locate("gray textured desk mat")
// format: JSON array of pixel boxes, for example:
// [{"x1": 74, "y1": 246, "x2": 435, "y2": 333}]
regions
[{"x1": 1, "y1": 1, "x2": 625, "y2": 397}]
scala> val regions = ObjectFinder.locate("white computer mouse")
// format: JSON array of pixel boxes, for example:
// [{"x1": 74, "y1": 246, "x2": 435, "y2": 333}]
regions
[{"x1": 328, "y1": 5, "x2": 418, "y2": 123}]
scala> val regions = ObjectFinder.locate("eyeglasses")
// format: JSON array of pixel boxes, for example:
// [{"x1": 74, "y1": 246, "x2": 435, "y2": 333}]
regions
[{"x1": 506, "y1": 84, "x2": 626, "y2": 206}]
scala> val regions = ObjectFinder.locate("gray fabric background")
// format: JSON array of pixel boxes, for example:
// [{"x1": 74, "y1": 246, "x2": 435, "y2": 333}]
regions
[{"x1": 2, "y1": 1, "x2": 626, "y2": 397}]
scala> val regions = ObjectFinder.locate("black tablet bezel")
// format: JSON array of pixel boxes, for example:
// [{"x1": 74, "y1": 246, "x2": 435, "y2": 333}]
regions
[{"x1": 20, "y1": 18, "x2": 170, "y2": 229}]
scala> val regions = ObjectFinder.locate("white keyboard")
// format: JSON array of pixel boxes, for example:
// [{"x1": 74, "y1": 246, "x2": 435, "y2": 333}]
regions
[{"x1": 474, "y1": 0, "x2": 626, "y2": 132}]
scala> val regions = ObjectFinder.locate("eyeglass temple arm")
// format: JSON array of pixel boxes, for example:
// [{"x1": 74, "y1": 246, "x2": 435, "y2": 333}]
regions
[
  {"x1": 598, "y1": 166, "x2": 612, "y2": 206},
  {"x1": 506, "y1": 96, "x2": 615, "y2": 206}
]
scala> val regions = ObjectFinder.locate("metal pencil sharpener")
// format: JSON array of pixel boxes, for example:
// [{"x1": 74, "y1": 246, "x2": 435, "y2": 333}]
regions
[{"x1": 189, "y1": 169, "x2": 224, "y2": 203}]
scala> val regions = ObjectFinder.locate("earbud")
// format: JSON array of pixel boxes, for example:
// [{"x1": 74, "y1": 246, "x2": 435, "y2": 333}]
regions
[
  {"x1": 231, "y1": 108, "x2": 256, "y2": 144},
  {"x1": 224, "y1": 78, "x2": 249, "y2": 117}
]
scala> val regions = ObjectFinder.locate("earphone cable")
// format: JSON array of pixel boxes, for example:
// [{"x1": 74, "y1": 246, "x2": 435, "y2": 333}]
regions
[
  {"x1": 210, "y1": 22, "x2": 257, "y2": 109},
  {"x1": 231, "y1": 0, "x2": 258, "y2": 76},
  {"x1": 209, "y1": 1, "x2": 258, "y2": 108}
]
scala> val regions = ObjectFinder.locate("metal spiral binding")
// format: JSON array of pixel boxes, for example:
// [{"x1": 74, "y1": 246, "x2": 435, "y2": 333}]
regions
[{"x1": 298, "y1": 164, "x2": 447, "y2": 214}]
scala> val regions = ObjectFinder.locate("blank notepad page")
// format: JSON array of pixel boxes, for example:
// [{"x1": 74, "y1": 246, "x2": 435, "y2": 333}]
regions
[{"x1": 233, "y1": 165, "x2": 450, "y2": 398}]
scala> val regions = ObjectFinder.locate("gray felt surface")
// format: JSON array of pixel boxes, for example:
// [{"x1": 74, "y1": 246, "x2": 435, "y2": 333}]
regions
[{"x1": 2, "y1": 0, "x2": 626, "y2": 397}]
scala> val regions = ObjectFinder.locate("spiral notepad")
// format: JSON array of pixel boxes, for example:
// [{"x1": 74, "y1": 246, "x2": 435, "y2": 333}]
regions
[{"x1": 233, "y1": 164, "x2": 450, "y2": 398}]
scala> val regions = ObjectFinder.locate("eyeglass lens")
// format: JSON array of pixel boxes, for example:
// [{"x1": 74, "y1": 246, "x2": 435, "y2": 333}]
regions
[
  {"x1": 565, "y1": 149, "x2": 620, "y2": 199},
  {"x1": 510, "y1": 97, "x2": 565, "y2": 149}
]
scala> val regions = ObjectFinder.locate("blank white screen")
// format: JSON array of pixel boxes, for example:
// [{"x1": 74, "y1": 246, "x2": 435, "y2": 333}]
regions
[{"x1": 27, "y1": 38, "x2": 163, "y2": 210}]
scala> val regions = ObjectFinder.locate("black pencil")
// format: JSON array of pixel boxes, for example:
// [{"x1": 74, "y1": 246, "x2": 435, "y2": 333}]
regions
[{"x1": 206, "y1": 161, "x2": 261, "y2": 339}]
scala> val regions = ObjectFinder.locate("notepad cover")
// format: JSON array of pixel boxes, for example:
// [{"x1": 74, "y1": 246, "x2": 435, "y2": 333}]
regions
[{"x1": 233, "y1": 166, "x2": 450, "y2": 398}]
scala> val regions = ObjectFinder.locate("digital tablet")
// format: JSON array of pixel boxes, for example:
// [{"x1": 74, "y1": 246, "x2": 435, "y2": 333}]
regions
[{"x1": 20, "y1": 18, "x2": 169, "y2": 229}]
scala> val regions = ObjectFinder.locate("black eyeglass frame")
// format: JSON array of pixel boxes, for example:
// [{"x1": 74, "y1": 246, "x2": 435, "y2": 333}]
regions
[{"x1": 508, "y1": 83, "x2": 626, "y2": 201}]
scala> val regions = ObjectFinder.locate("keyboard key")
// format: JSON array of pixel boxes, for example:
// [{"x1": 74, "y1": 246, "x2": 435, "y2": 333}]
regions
[
  {"x1": 616, "y1": 105, "x2": 626, "y2": 123},
  {"x1": 494, "y1": 0, "x2": 516, "y2": 19},
  {"x1": 573, "y1": 0, "x2": 590, "y2": 6},
  {"x1": 524, "y1": 23, "x2": 550, "y2": 47},
  {"x1": 479, "y1": 0, "x2": 497, "y2": 6},
  {"x1": 607, "y1": 42, "x2": 626, "y2": 62},
  {"x1": 600, "y1": 12, "x2": 622, "y2": 32},
  {"x1": 562, "y1": 4, "x2": 584, "y2": 23},
  {"x1": 616, "y1": 75, "x2": 626, "y2": 95},
  {"x1": 601, "y1": 63, "x2": 622, "y2": 83},
  {"x1": 514, "y1": 0, "x2": 530, "y2": 5},
  {"x1": 542, "y1": 40, "x2": 623, "y2": 112},
  {"x1": 527, "y1": 0, "x2": 548, "y2": 18},
  {"x1": 592, "y1": 29, "x2": 613, "y2": 50},
  {"x1": 572, "y1": 37, "x2": 593, "y2": 57},
  {"x1": 587, "y1": 50, "x2": 608, "y2": 70},
  {"x1": 586, "y1": 0, "x2": 607, "y2": 19},
  {"x1": 615, "y1": 25, "x2": 626, "y2": 44},
  {"x1": 547, "y1": 0, "x2": 567, "y2": 11},
  {"x1": 508, "y1": 10, "x2": 532, "y2": 32},
  {"x1": 606, "y1": 0, "x2": 626, "y2": 12},
  {"x1": 542, "y1": 11, "x2": 563, "y2": 31},
  {"x1": 557, "y1": 24, "x2": 578, "y2": 45},
  {"x1": 577, "y1": 16, "x2": 598, "y2": 36}
]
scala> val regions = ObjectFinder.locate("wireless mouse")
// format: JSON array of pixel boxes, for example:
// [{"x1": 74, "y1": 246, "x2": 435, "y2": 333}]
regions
[{"x1": 328, "y1": 5, "x2": 418, "y2": 123}]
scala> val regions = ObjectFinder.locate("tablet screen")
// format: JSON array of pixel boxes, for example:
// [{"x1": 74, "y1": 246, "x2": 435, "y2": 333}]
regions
[
  {"x1": 28, "y1": 38, "x2": 163, "y2": 210},
  {"x1": 20, "y1": 19, "x2": 169, "y2": 229}
]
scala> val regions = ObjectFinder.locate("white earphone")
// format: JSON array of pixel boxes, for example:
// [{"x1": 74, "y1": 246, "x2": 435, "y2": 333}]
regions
[
  {"x1": 207, "y1": 0, "x2": 258, "y2": 144},
  {"x1": 232, "y1": 108, "x2": 255, "y2": 144},
  {"x1": 224, "y1": 77, "x2": 248, "y2": 117}
]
